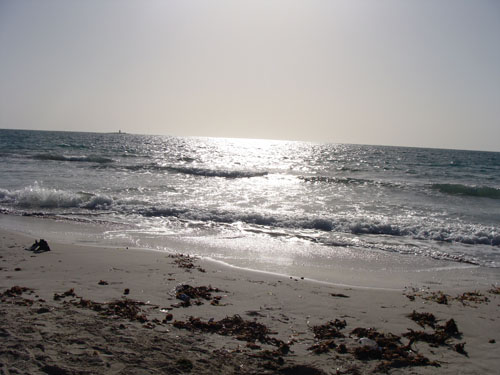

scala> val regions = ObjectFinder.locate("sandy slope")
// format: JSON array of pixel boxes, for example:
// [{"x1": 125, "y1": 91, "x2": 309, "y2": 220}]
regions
[{"x1": 1, "y1": 227, "x2": 499, "y2": 374}]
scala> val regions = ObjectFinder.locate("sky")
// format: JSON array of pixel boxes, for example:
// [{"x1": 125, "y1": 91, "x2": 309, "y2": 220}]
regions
[{"x1": 0, "y1": 0, "x2": 499, "y2": 151}]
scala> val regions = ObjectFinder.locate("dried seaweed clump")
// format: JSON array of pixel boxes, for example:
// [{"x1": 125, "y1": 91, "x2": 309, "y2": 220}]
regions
[
  {"x1": 308, "y1": 319, "x2": 347, "y2": 354},
  {"x1": 351, "y1": 328, "x2": 401, "y2": 350},
  {"x1": 0, "y1": 286, "x2": 31, "y2": 298},
  {"x1": 456, "y1": 291, "x2": 489, "y2": 305},
  {"x1": 0, "y1": 286, "x2": 34, "y2": 306},
  {"x1": 52, "y1": 288, "x2": 150, "y2": 323},
  {"x1": 173, "y1": 315, "x2": 283, "y2": 346},
  {"x1": 403, "y1": 318, "x2": 461, "y2": 346},
  {"x1": 169, "y1": 254, "x2": 206, "y2": 273},
  {"x1": 308, "y1": 339, "x2": 337, "y2": 354},
  {"x1": 351, "y1": 327, "x2": 440, "y2": 371},
  {"x1": 488, "y1": 286, "x2": 500, "y2": 295},
  {"x1": 408, "y1": 310, "x2": 436, "y2": 328},
  {"x1": 406, "y1": 288, "x2": 492, "y2": 306},
  {"x1": 312, "y1": 319, "x2": 347, "y2": 340},
  {"x1": 173, "y1": 284, "x2": 223, "y2": 307},
  {"x1": 104, "y1": 299, "x2": 148, "y2": 322},
  {"x1": 404, "y1": 289, "x2": 449, "y2": 304},
  {"x1": 53, "y1": 288, "x2": 77, "y2": 301}
]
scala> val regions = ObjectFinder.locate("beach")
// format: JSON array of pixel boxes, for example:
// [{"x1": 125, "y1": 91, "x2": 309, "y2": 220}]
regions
[{"x1": 1, "y1": 223, "x2": 499, "y2": 374}]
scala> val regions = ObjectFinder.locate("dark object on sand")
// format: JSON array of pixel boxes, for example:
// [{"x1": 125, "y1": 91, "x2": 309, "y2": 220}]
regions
[
  {"x1": 454, "y1": 342, "x2": 468, "y2": 356},
  {"x1": 330, "y1": 293, "x2": 350, "y2": 298},
  {"x1": 312, "y1": 319, "x2": 347, "y2": 340},
  {"x1": 408, "y1": 310, "x2": 437, "y2": 328},
  {"x1": 28, "y1": 239, "x2": 51, "y2": 253}
]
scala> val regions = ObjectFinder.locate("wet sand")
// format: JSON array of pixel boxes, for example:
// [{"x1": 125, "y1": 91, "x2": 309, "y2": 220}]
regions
[{"x1": 1, "y1": 227, "x2": 499, "y2": 374}]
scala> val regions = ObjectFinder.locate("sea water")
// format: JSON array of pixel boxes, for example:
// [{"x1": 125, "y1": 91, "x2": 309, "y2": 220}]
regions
[{"x1": 0, "y1": 129, "x2": 499, "y2": 287}]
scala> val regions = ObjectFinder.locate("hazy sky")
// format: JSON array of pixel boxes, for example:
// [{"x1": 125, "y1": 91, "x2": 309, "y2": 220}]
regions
[{"x1": 1, "y1": 0, "x2": 499, "y2": 151}]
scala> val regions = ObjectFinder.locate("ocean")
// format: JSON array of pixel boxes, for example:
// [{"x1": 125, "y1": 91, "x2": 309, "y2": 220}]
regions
[{"x1": 0, "y1": 129, "x2": 499, "y2": 287}]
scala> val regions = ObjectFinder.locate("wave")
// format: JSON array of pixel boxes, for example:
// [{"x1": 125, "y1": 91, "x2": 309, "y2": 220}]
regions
[
  {"x1": 299, "y1": 175, "x2": 402, "y2": 189},
  {"x1": 431, "y1": 183, "x2": 500, "y2": 199},
  {"x1": 0, "y1": 185, "x2": 112, "y2": 210},
  {"x1": 139, "y1": 207, "x2": 499, "y2": 247},
  {"x1": 167, "y1": 166, "x2": 268, "y2": 178},
  {"x1": 96, "y1": 163, "x2": 268, "y2": 178},
  {"x1": 1, "y1": 185, "x2": 498, "y2": 249},
  {"x1": 33, "y1": 153, "x2": 114, "y2": 164},
  {"x1": 140, "y1": 207, "x2": 333, "y2": 231},
  {"x1": 299, "y1": 176, "x2": 371, "y2": 185}
]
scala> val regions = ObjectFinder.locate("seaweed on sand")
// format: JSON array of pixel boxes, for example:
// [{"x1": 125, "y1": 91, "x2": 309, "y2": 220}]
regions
[
  {"x1": 53, "y1": 288, "x2": 77, "y2": 301},
  {"x1": 456, "y1": 291, "x2": 489, "y2": 305},
  {"x1": 173, "y1": 314, "x2": 285, "y2": 347},
  {"x1": 408, "y1": 310, "x2": 437, "y2": 328},
  {"x1": 308, "y1": 319, "x2": 347, "y2": 354},
  {"x1": 169, "y1": 254, "x2": 206, "y2": 273},
  {"x1": 403, "y1": 318, "x2": 461, "y2": 346},
  {"x1": 312, "y1": 319, "x2": 347, "y2": 340},
  {"x1": 1, "y1": 286, "x2": 31, "y2": 298},
  {"x1": 350, "y1": 326, "x2": 440, "y2": 371},
  {"x1": 173, "y1": 284, "x2": 224, "y2": 307}
]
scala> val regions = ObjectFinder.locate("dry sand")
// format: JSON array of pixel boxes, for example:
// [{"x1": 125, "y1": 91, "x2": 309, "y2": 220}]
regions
[{"x1": 1, "y1": 227, "x2": 499, "y2": 374}]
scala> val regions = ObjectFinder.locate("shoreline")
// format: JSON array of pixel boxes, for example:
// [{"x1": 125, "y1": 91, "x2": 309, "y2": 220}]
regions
[
  {"x1": 1, "y1": 224, "x2": 500, "y2": 374},
  {"x1": 1, "y1": 213, "x2": 498, "y2": 292}
]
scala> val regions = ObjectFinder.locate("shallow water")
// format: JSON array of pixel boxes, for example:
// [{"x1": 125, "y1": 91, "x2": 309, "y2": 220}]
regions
[{"x1": 0, "y1": 129, "x2": 499, "y2": 276}]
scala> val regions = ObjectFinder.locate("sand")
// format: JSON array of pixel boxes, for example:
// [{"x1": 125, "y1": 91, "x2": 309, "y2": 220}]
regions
[{"x1": 1, "y1": 226, "x2": 499, "y2": 375}]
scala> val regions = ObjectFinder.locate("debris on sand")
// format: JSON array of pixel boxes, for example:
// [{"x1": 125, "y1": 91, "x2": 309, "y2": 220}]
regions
[
  {"x1": 408, "y1": 310, "x2": 437, "y2": 328},
  {"x1": 454, "y1": 342, "x2": 467, "y2": 356},
  {"x1": 405, "y1": 288, "x2": 492, "y2": 306},
  {"x1": 172, "y1": 284, "x2": 224, "y2": 307},
  {"x1": 350, "y1": 326, "x2": 440, "y2": 371},
  {"x1": 312, "y1": 319, "x2": 347, "y2": 340},
  {"x1": 456, "y1": 291, "x2": 489, "y2": 305},
  {"x1": 53, "y1": 288, "x2": 77, "y2": 301},
  {"x1": 330, "y1": 293, "x2": 350, "y2": 298},
  {"x1": 308, "y1": 339, "x2": 337, "y2": 354},
  {"x1": 1, "y1": 286, "x2": 31, "y2": 298},
  {"x1": 169, "y1": 254, "x2": 206, "y2": 273},
  {"x1": 403, "y1": 318, "x2": 461, "y2": 346},
  {"x1": 308, "y1": 319, "x2": 347, "y2": 354},
  {"x1": 374, "y1": 352, "x2": 439, "y2": 373},
  {"x1": 425, "y1": 291, "x2": 449, "y2": 304},
  {"x1": 54, "y1": 289, "x2": 150, "y2": 323},
  {"x1": 98, "y1": 280, "x2": 109, "y2": 286},
  {"x1": 104, "y1": 299, "x2": 148, "y2": 322},
  {"x1": 488, "y1": 286, "x2": 500, "y2": 295},
  {"x1": 404, "y1": 289, "x2": 449, "y2": 305},
  {"x1": 0, "y1": 286, "x2": 34, "y2": 306},
  {"x1": 351, "y1": 328, "x2": 401, "y2": 350},
  {"x1": 173, "y1": 315, "x2": 284, "y2": 346}
]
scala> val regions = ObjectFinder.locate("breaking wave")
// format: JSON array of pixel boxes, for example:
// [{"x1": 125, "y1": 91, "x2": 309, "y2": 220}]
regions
[
  {"x1": 33, "y1": 153, "x2": 114, "y2": 164},
  {"x1": 139, "y1": 207, "x2": 500, "y2": 247},
  {"x1": 431, "y1": 183, "x2": 500, "y2": 199},
  {"x1": 0, "y1": 185, "x2": 112, "y2": 209}
]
